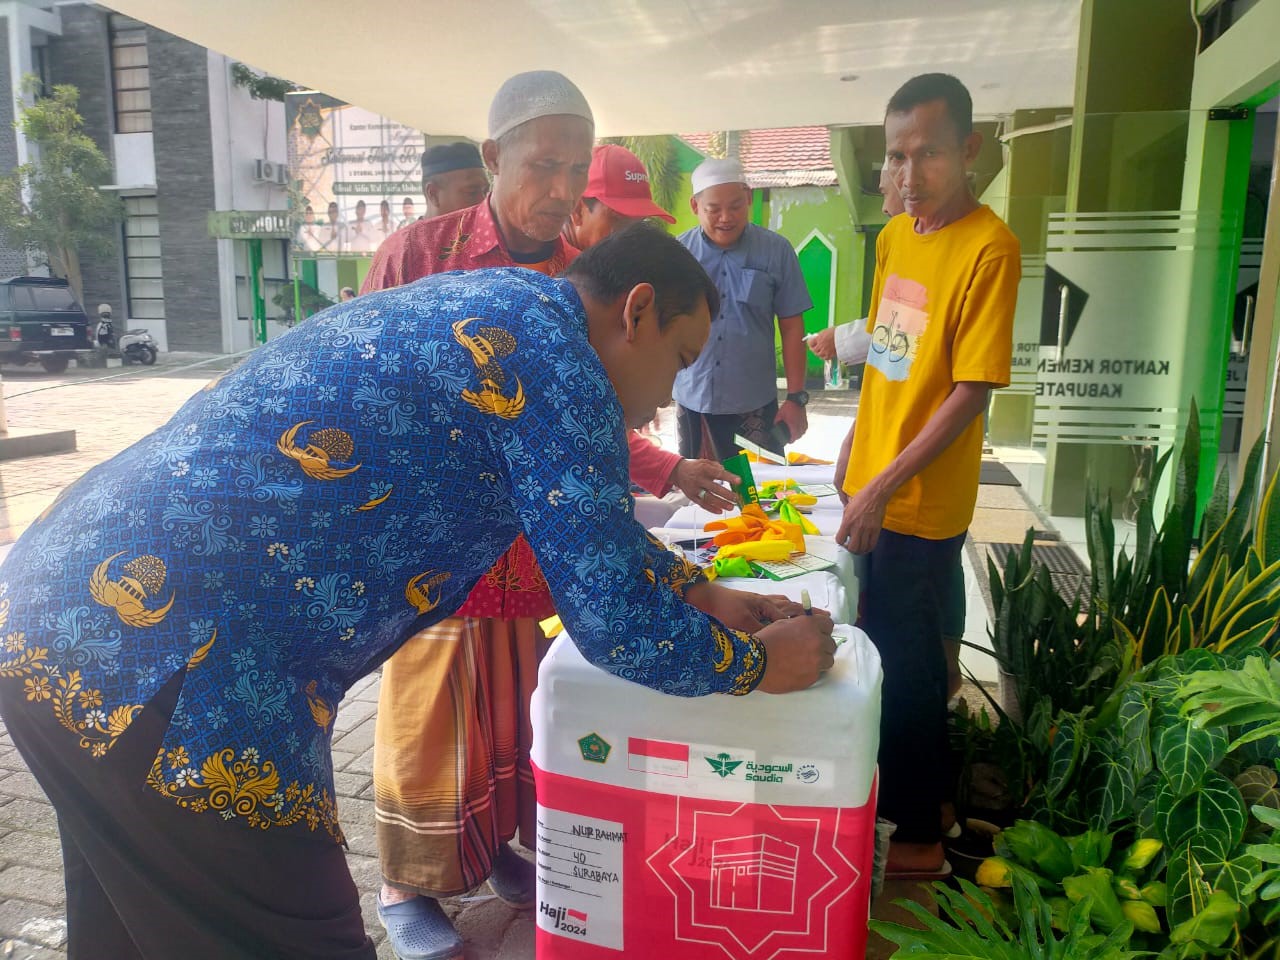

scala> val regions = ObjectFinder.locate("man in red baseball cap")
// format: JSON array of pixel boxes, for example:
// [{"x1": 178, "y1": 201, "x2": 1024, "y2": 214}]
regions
[{"x1": 563, "y1": 143, "x2": 676, "y2": 250}]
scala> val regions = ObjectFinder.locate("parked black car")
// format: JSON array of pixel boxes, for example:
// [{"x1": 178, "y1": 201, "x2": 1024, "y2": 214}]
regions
[{"x1": 0, "y1": 276, "x2": 95, "y2": 373}]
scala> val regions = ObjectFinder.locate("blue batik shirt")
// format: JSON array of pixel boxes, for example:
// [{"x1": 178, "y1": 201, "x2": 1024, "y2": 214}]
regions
[
  {"x1": 673, "y1": 224, "x2": 813, "y2": 415},
  {"x1": 0, "y1": 268, "x2": 765, "y2": 842}
]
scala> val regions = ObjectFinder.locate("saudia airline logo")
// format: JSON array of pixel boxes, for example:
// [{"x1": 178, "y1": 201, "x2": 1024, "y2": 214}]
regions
[
  {"x1": 705, "y1": 752, "x2": 796, "y2": 783},
  {"x1": 624, "y1": 170, "x2": 649, "y2": 183},
  {"x1": 541, "y1": 902, "x2": 589, "y2": 938},
  {"x1": 706, "y1": 752, "x2": 744, "y2": 778}
]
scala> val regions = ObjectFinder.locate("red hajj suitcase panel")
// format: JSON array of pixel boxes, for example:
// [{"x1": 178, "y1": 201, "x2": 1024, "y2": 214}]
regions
[{"x1": 534, "y1": 765, "x2": 876, "y2": 960}]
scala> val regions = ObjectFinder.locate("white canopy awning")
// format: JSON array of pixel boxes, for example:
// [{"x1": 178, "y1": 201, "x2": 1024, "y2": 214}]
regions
[{"x1": 105, "y1": 0, "x2": 1080, "y2": 137}]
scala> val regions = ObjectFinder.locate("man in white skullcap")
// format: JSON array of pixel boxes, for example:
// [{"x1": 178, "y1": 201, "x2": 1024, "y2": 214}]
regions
[
  {"x1": 364, "y1": 70, "x2": 593, "y2": 960},
  {"x1": 674, "y1": 157, "x2": 813, "y2": 461}
]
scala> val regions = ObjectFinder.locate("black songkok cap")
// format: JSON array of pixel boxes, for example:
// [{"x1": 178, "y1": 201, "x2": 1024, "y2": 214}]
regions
[{"x1": 422, "y1": 142, "x2": 484, "y2": 179}]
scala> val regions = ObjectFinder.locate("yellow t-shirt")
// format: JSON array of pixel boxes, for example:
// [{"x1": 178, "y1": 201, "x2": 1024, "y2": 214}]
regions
[{"x1": 843, "y1": 205, "x2": 1020, "y2": 540}]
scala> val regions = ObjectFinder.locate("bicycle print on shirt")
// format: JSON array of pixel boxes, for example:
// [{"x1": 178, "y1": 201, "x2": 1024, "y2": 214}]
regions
[{"x1": 867, "y1": 274, "x2": 930, "y2": 382}]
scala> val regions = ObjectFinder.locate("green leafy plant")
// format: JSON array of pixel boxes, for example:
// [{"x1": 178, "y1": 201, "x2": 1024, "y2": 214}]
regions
[
  {"x1": 988, "y1": 530, "x2": 1126, "y2": 721},
  {"x1": 870, "y1": 874, "x2": 1145, "y2": 960},
  {"x1": 964, "y1": 651, "x2": 1280, "y2": 959},
  {"x1": 978, "y1": 822, "x2": 1167, "y2": 940},
  {"x1": 989, "y1": 405, "x2": 1280, "y2": 738},
  {"x1": 230, "y1": 63, "x2": 299, "y2": 102},
  {"x1": 1102, "y1": 407, "x2": 1280, "y2": 665},
  {"x1": 271, "y1": 281, "x2": 331, "y2": 327},
  {"x1": 0, "y1": 76, "x2": 123, "y2": 305},
  {"x1": 599, "y1": 135, "x2": 681, "y2": 214}
]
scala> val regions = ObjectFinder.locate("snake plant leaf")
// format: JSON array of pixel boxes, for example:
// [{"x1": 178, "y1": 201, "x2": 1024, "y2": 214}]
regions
[
  {"x1": 1139, "y1": 587, "x2": 1172, "y2": 666},
  {"x1": 1202, "y1": 460, "x2": 1232, "y2": 551},
  {"x1": 1154, "y1": 717, "x2": 1229, "y2": 796},
  {"x1": 1154, "y1": 771, "x2": 1248, "y2": 862},
  {"x1": 1191, "y1": 554, "x2": 1230, "y2": 636},
  {"x1": 1256, "y1": 451, "x2": 1280, "y2": 567},
  {"x1": 1212, "y1": 596, "x2": 1280, "y2": 653}
]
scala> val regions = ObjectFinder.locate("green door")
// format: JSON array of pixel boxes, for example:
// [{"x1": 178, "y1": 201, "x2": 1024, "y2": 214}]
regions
[{"x1": 796, "y1": 232, "x2": 836, "y2": 380}]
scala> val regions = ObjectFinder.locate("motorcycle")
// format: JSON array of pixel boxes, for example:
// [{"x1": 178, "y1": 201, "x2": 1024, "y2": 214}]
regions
[{"x1": 96, "y1": 305, "x2": 158, "y2": 366}]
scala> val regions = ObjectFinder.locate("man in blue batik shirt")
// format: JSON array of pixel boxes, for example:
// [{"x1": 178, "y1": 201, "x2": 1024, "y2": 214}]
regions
[{"x1": 0, "y1": 225, "x2": 834, "y2": 960}]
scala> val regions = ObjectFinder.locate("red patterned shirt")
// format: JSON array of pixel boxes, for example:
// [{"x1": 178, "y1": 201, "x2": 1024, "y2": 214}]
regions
[{"x1": 363, "y1": 200, "x2": 578, "y2": 619}]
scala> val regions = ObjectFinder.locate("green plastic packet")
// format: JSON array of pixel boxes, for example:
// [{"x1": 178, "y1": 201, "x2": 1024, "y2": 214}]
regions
[
  {"x1": 712, "y1": 556, "x2": 756, "y2": 579},
  {"x1": 721, "y1": 452, "x2": 760, "y2": 506}
]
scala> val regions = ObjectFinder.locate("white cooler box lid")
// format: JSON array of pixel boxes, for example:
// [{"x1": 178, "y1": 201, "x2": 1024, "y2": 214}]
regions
[{"x1": 532, "y1": 627, "x2": 881, "y2": 808}]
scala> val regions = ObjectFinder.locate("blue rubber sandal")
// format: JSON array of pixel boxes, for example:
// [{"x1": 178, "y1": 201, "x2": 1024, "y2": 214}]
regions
[
  {"x1": 487, "y1": 845, "x2": 536, "y2": 909},
  {"x1": 376, "y1": 895, "x2": 463, "y2": 960}
]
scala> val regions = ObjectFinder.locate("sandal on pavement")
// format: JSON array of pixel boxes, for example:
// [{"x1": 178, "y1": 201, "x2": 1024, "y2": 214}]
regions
[
  {"x1": 884, "y1": 859, "x2": 954, "y2": 882},
  {"x1": 376, "y1": 895, "x2": 463, "y2": 960},
  {"x1": 488, "y1": 844, "x2": 536, "y2": 909}
]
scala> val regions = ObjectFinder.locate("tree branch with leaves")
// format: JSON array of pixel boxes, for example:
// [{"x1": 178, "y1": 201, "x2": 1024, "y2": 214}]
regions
[{"x1": 0, "y1": 76, "x2": 122, "y2": 305}]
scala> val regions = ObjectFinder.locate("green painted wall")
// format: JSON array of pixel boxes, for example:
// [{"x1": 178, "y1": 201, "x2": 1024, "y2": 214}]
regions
[
  {"x1": 666, "y1": 138, "x2": 704, "y2": 236},
  {"x1": 764, "y1": 185, "x2": 861, "y2": 379}
]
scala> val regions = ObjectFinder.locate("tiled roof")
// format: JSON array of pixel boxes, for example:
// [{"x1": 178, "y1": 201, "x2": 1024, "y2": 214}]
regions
[{"x1": 680, "y1": 127, "x2": 835, "y2": 188}]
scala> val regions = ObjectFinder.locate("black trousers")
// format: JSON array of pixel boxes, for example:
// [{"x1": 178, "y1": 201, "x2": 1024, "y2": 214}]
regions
[
  {"x1": 676, "y1": 400, "x2": 782, "y2": 461},
  {"x1": 0, "y1": 670, "x2": 374, "y2": 960},
  {"x1": 858, "y1": 528, "x2": 966, "y2": 845}
]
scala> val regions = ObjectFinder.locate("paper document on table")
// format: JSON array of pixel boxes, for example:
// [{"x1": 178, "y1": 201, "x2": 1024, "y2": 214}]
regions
[
  {"x1": 800, "y1": 483, "x2": 839, "y2": 498},
  {"x1": 751, "y1": 553, "x2": 838, "y2": 581}
]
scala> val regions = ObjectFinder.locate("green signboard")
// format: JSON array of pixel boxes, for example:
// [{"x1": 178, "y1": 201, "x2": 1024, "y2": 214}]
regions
[{"x1": 207, "y1": 210, "x2": 293, "y2": 240}]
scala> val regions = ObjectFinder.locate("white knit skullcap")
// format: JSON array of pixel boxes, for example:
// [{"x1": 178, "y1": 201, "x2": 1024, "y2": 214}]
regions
[
  {"x1": 691, "y1": 157, "x2": 748, "y2": 195},
  {"x1": 487, "y1": 70, "x2": 594, "y2": 141}
]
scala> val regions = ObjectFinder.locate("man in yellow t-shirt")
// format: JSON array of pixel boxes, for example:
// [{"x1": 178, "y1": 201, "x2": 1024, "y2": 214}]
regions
[{"x1": 835, "y1": 73, "x2": 1020, "y2": 880}]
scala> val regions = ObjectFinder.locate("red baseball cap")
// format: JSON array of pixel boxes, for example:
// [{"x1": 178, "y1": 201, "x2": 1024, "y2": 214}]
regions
[{"x1": 584, "y1": 144, "x2": 676, "y2": 223}]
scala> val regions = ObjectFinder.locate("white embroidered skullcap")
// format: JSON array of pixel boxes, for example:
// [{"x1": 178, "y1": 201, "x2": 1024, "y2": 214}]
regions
[
  {"x1": 487, "y1": 70, "x2": 594, "y2": 141},
  {"x1": 691, "y1": 157, "x2": 748, "y2": 195}
]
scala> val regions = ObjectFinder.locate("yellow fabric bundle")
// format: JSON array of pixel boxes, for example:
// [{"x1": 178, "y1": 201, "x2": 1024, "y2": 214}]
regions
[
  {"x1": 714, "y1": 540, "x2": 794, "y2": 562},
  {"x1": 704, "y1": 503, "x2": 806, "y2": 553}
]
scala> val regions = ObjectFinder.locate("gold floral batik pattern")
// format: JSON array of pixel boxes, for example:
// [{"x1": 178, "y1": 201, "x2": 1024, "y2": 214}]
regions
[
  {"x1": 0, "y1": 596, "x2": 146, "y2": 757},
  {"x1": 145, "y1": 744, "x2": 343, "y2": 840}
]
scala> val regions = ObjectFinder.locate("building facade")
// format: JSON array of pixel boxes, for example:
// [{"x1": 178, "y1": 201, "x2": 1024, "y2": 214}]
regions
[{"x1": 0, "y1": 1, "x2": 291, "y2": 354}]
